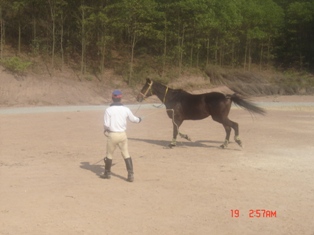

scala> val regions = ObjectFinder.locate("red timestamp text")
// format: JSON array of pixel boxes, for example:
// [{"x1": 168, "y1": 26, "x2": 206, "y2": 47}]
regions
[{"x1": 231, "y1": 209, "x2": 277, "y2": 218}]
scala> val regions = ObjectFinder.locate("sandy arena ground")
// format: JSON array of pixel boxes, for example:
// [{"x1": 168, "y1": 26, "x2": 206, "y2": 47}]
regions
[{"x1": 1, "y1": 99, "x2": 314, "y2": 235}]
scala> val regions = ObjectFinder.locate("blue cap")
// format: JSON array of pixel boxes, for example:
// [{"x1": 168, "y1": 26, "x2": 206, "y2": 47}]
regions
[{"x1": 112, "y1": 89, "x2": 122, "y2": 98}]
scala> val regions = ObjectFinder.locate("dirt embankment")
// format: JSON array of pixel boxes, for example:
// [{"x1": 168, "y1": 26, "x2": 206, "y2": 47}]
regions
[
  {"x1": 1, "y1": 65, "x2": 313, "y2": 107},
  {"x1": 0, "y1": 66, "x2": 139, "y2": 107},
  {"x1": 204, "y1": 66, "x2": 314, "y2": 96}
]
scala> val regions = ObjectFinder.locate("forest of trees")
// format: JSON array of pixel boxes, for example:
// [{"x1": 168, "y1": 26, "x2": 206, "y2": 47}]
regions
[{"x1": 0, "y1": 0, "x2": 313, "y2": 82}]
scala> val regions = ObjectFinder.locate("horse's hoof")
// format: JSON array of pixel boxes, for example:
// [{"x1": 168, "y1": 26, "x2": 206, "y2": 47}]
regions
[
  {"x1": 168, "y1": 143, "x2": 176, "y2": 148},
  {"x1": 235, "y1": 140, "x2": 243, "y2": 148},
  {"x1": 220, "y1": 139, "x2": 229, "y2": 149},
  {"x1": 234, "y1": 136, "x2": 242, "y2": 147},
  {"x1": 179, "y1": 133, "x2": 191, "y2": 141}
]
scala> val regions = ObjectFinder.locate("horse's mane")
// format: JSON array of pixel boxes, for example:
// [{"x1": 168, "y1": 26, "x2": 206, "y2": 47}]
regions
[
  {"x1": 154, "y1": 80, "x2": 189, "y2": 94},
  {"x1": 170, "y1": 88, "x2": 189, "y2": 94}
]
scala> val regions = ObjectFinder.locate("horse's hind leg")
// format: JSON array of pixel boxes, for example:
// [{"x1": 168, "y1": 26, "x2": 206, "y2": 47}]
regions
[
  {"x1": 212, "y1": 115, "x2": 231, "y2": 148},
  {"x1": 221, "y1": 124, "x2": 231, "y2": 149},
  {"x1": 213, "y1": 116, "x2": 242, "y2": 148},
  {"x1": 225, "y1": 118, "x2": 242, "y2": 148}
]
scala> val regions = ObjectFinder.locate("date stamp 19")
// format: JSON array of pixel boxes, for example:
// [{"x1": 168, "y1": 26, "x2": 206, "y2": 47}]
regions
[{"x1": 231, "y1": 209, "x2": 277, "y2": 218}]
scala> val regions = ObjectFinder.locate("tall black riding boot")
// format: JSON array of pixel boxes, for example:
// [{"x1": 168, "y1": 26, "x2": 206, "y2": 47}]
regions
[
  {"x1": 101, "y1": 157, "x2": 112, "y2": 179},
  {"x1": 124, "y1": 157, "x2": 134, "y2": 182}
]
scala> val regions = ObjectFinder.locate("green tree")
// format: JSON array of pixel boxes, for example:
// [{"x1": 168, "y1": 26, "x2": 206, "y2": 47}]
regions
[
  {"x1": 110, "y1": 0, "x2": 160, "y2": 84},
  {"x1": 285, "y1": 1, "x2": 314, "y2": 69},
  {"x1": 84, "y1": 3, "x2": 112, "y2": 77},
  {"x1": 12, "y1": 0, "x2": 26, "y2": 54},
  {"x1": 210, "y1": 0, "x2": 242, "y2": 66},
  {"x1": 0, "y1": 1, "x2": 5, "y2": 59},
  {"x1": 47, "y1": 0, "x2": 67, "y2": 73}
]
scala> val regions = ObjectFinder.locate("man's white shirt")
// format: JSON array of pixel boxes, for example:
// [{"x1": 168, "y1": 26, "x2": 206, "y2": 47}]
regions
[{"x1": 104, "y1": 105, "x2": 140, "y2": 132}]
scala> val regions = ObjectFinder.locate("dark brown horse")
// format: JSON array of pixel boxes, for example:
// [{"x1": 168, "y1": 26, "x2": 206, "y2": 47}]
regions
[{"x1": 137, "y1": 78, "x2": 265, "y2": 148}]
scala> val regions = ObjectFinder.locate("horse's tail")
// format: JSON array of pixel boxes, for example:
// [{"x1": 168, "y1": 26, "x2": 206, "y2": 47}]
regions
[{"x1": 229, "y1": 93, "x2": 266, "y2": 115}]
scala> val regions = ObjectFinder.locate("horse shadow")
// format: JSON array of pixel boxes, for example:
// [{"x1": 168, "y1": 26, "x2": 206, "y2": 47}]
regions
[
  {"x1": 128, "y1": 137, "x2": 223, "y2": 149},
  {"x1": 79, "y1": 161, "x2": 127, "y2": 181}
]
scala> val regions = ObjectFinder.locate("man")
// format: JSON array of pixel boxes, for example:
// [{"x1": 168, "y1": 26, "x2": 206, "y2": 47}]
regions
[{"x1": 102, "y1": 89, "x2": 142, "y2": 182}]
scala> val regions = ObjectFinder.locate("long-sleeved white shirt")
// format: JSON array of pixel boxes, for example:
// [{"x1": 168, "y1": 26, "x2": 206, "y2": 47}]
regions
[{"x1": 104, "y1": 104, "x2": 140, "y2": 132}]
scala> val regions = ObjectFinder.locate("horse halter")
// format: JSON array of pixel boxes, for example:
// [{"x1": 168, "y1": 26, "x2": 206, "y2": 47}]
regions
[
  {"x1": 139, "y1": 80, "x2": 169, "y2": 103},
  {"x1": 139, "y1": 80, "x2": 154, "y2": 99}
]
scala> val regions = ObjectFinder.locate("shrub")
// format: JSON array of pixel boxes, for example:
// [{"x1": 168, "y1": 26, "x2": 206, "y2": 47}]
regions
[{"x1": 0, "y1": 57, "x2": 32, "y2": 75}]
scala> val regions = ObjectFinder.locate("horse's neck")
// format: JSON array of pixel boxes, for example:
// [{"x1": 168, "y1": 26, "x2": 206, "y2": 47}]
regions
[{"x1": 153, "y1": 83, "x2": 168, "y2": 102}]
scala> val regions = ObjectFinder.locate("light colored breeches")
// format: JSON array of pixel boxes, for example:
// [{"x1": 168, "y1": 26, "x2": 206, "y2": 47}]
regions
[{"x1": 106, "y1": 132, "x2": 130, "y2": 160}]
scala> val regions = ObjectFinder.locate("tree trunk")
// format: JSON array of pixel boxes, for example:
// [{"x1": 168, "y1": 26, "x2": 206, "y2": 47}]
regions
[
  {"x1": 248, "y1": 39, "x2": 251, "y2": 71},
  {"x1": 196, "y1": 48, "x2": 200, "y2": 68},
  {"x1": 260, "y1": 43, "x2": 263, "y2": 70},
  {"x1": 60, "y1": 13, "x2": 64, "y2": 71},
  {"x1": 81, "y1": 8, "x2": 85, "y2": 79},
  {"x1": 129, "y1": 33, "x2": 136, "y2": 85},
  {"x1": 100, "y1": 36, "x2": 105, "y2": 77},
  {"x1": 215, "y1": 36, "x2": 218, "y2": 65},
  {"x1": 219, "y1": 42, "x2": 223, "y2": 66},
  {"x1": 32, "y1": 12, "x2": 37, "y2": 55},
  {"x1": 48, "y1": 0, "x2": 55, "y2": 73},
  {"x1": 206, "y1": 38, "x2": 210, "y2": 66},
  {"x1": 0, "y1": 7, "x2": 4, "y2": 59},
  {"x1": 231, "y1": 43, "x2": 235, "y2": 68},
  {"x1": 190, "y1": 45, "x2": 193, "y2": 67},
  {"x1": 267, "y1": 36, "x2": 271, "y2": 69},
  {"x1": 178, "y1": 27, "x2": 184, "y2": 75},
  {"x1": 162, "y1": 18, "x2": 167, "y2": 78},
  {"x1": 244, "y1": 37, "x2": 248, "y2": 70},
  {"x1": 18, "y1": 21, "x2": 21, "y2": 55}
]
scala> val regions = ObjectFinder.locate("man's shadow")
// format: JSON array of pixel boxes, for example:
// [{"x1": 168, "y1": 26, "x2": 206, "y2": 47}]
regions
[
  {"x1": 128, "y1": 137, "x2": 221, "y2": 148},
  {"x1": 80, "y1": 161, "x2": 126, "y2": 181}
]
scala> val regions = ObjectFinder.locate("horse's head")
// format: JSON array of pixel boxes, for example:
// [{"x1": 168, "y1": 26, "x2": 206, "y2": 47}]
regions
[{"x1": 136, "y1": 78, "x2": 154, "y2": 102}]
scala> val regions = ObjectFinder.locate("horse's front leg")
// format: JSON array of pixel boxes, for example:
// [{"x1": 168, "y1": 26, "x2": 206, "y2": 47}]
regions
[
  {"x1": 169, "y1": 118, "x2": 183, "y2": 148},
  {"x1": 169, "y1": 122, "x2": 179, "y2": 147}
]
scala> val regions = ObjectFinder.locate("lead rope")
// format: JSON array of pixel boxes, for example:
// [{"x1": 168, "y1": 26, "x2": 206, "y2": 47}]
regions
[{"x1": 134, "y1": 102, "x2": 142, "y2": 115}]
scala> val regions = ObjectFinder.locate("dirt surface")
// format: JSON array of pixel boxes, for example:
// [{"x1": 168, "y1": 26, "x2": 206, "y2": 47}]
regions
[{"x1": 1, "y1": 98, "x2": 314, "y2": 235}]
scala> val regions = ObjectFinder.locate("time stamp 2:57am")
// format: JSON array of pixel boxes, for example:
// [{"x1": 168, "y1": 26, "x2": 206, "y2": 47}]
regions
[{"x1": 231, "y1": 209, "x2": 277, "y2": 218}]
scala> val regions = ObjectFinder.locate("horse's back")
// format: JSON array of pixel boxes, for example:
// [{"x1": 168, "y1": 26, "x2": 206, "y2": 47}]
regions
[{"x1": 178, "y1": 92, "x2": 229, "y2": 120}]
